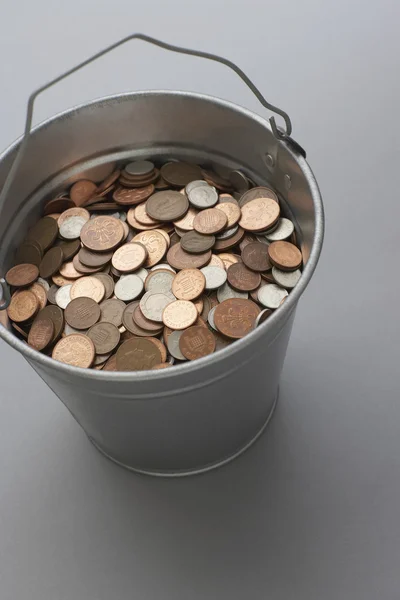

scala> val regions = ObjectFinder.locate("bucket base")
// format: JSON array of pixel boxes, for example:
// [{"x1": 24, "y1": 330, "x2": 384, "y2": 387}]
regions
[{"x1": 87, "y1": 390, "x2": 279, "y2": 478}]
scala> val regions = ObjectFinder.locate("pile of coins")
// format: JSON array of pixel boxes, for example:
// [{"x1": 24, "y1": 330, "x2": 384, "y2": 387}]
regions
[{"x1": 4, "y1": 160, "x2": 302, "y2": 371}]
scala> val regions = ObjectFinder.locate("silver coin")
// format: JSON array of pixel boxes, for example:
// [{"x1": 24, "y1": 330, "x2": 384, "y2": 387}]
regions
[
  {"x1": 216, "y1": 225, "x2": 239, "y2": 240},
  {"x1": 94, "y1": 352, "x2": 112, "y2": 366},
  {"x1": 114, "y1": 274, "x2": 144, "y2": 301},
  {"x1": 255, "y1": 308, "x2": 273, "y2": 328},
  {"x1": 145, "y1": 270, "x2": 175, "y2": 294},
  {"x1": 255, "y1": 235, "x2": 270, "y2": 245},
  {"x1": 266, "y1": 218, "x2": 294, "y2": 241},
  {"x1": 166, "y1": 355, "x2": 175, "y2": 365},
  {"x1": 272, "y1": 267, "x2": 301, "y2": 289},
  {"x1": 64, "y1": 323, "x2": 86, "y2": 336},
  {"x1": 140, "y1": 291, "x2": 174, "y2": 322},
  {"x1": 185, "y1": 180, "x2": 209, "y2": 195},
  {"x1": 218, "y1": 195, "x2": 238, "y2": 205},
  {"x1": 151, "y1": 263, "x2": 176, "y2": 274},
  {"x1": 166, "y1": 330, "x2": 187, "y2": 361},
  {"x1": 37, "y1": 277, "x2": 50, "y2": 292},
  {"x1": 59, "y1": 216, "x2": 86, "y2": 240},
  {"x1": 126, "y1": 228, "x2": 135, "y2": 242},
  {"x1": 47, "y1": 284, "x2": 59, "y2": 304},
  {"x1": 133, "y1": 267, "x2": 149, "y2": 282},
  {"x1": 119, "y1": 212, "x2": 127, "y2": 222},
  {"x1": 174, "y1": 226, "x2": 186, "y2": 237},
  {"x1": 258, "y1": 284, "x2": 288, "y2": 309},
  {"x1": 125, "y1": 160, "x2": 154, "y2": 176},
  {"x1": 229, "y1": 170, "x2": 250, "y2": 193},
  {"x1": 217, "y1": 282, "x2": 248, "y2": 303},
  {"x1": 200, "y1": 266, "x2": 227, "y2": 290},
  {"x1": 208, "y1": 306, "x2": 219, "y2": 331},
  {"x1": 55, "y1": 284, "x2": 72, "y2": 309},
  {"x1": 188, "y1": 184, "x2": 219, "y2": 209}
]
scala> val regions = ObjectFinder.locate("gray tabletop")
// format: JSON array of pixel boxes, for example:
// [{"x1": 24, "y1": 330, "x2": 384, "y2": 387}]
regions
[{"x1": 1, "y1": 1, "x2": 399, "y2": 599}]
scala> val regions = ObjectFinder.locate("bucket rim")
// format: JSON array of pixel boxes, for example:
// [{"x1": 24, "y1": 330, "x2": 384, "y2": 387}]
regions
[{"x1": 0, "y1": 90, "x2": 324, "y2": 382}]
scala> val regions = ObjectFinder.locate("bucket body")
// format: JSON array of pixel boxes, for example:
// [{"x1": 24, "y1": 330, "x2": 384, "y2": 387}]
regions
[{"x1": 0, "y1": 91, "x2": 323, "y2": 475}]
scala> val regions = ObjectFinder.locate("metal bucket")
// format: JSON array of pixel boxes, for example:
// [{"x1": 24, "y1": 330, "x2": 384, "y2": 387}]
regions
[{"x1": 0, "y1": 35, "x2": 324, "y2": 476}]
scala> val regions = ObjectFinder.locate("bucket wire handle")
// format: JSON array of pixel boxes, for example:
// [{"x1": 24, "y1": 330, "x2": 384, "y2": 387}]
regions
[{"x1": 0, "y1": 34, "x2": 298, "y2": 308}]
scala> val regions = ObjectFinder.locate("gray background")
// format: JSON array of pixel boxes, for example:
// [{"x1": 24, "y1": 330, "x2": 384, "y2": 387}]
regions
[{"x1": 0, "y1": 0, "x2": 399, "y2": 598}]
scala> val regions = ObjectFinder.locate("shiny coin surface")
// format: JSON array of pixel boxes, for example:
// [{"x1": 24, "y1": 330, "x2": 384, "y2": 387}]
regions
[
  {"x1": 64, "y1": 297, "x2": 101, "y2": 330},
  {"x1": 172, "y1": 269, "x2": 205, "y2": 301},
  {"x1": 112, "y1": 242, "x2": 147, "y2": 272},
  {"x1": 193, "y1": 208, "x2": 228, "y2": 235},
  {"x1": 214, "y1": 298, "x2": 260, "y2": 339},
  {"x1": 179, "y1": 326, "x2": 216, "y2": 360},
  {"x1": 70, "y1": 276, "x2": 105, "y2": 303},
  {"x1": 87, "y1": 322, "x2": 121, "y2": 354},
  {"x1": 200, "y1": 266, "x2": 227, "y2": 290},
  {"x1": 207, "y1": 306, "x2": 218, "y2": 331},
  {"x1": 272, "y1": 267, "x2": 301, "y2": 289},
  {"x1": 5, "y1": 263, "x2": 39, "y2": 287},
  {"x1": 265, "y1": 218, "x2": 294, "y2": 241},
  {"x1": 132, "y1": 231, "x2": 167, "y2": 267},
  {"x1": 116, "y1": 338, "x2": 162, "y2": 371},
  {"x1": 39, "y1": 247, "x2": 64, "y2": 279},
  {"x1": 114, "y1": 274, "x2": 144, "y2": 301},
  {"x1": 146, "y1": 190, "x2": 189, "y2": 222},
  {"x1": 229, "y1": 169, "x2": 250, "y2": 193},
  {"x1": 27, "y1": 316, "x2": 54, "y2": 351},
  {"x1": 242, "y1": 242, "x2": 272, "y2": 272},
  {"x1": 55, "y1": 284, "x2": 72, "y2": 309},
  {"x1": 59, "y1": 216, "x2": 87, "y2": 240},
  {"x1": 58, "y1": 207, "x2": 90, "y2": 229},
  {"x1": 166, "y1": 330, "x2": 187, "y2": 361},
  {"x1": 173, "y1": 207, "x2": 198, "y2": 231},
  {"x1": 80, "y1": 216, "x2": 125, "y2": 252},
  {"x1": 151, "y1": 263, "x2": 176, "y2": 273},
  {"x1": 7, "y1": 290, "x2": 39, "y2": 323},
  {"x1": 255, "y1": 308, "x2": 273, "y2": 327},
  {"x1": 215, "y1": 201, "x2": 241, "y2": 228},
  {"x1": 239, "y1": 186, "x2": 279, "y2": 207},
  {"x1": 217, "y1": 282, "x2": 249, "y2": 303},
  {"x1": 268, "y1": 241, "x2": 302, "y2": 271},
  {"x1": 227, "y1": 263, "x2": 261, "y2": 291},
  {"x1": 70, "y1": 180, "x2": 97, "y2": 206},
  {"x1": 144, "y1": 269, "x2": 175, "y2": 294},
  {"x1": 239, "y1": 198, "x2": 280, "y2": 232},
  {"x1": 162, "y1": 300, "x2": 198, "y2": 330},
  {"x1": 187, "y1": 184, "x2": 219, "y2": 209},
  {"x1": 167, "y1": 243, "x2": 211, "y2": 270},
  {"x1": 180, "y1": 230, "x2": 215, "y2": 254},
  {"x1": 140, "y1": 291, "x2": 174, "y2": 322},
  {"x1": 100, "y1": 298, "x2": 126, "y2": 327},
  {"x1": 52, "y1": 334, "x2": 95, "y2": 368},
  {"x1": 216, "y1": 225, "x2": 239, "y2": 240},
  {"x1": 185, "y1": 180, "x2": 209, "y2": 195},
  {"x1": 161, "y1": 162, "x2": 203, "y2": 187},
  {"x1": 258, "y1": 284, "x2": 289, "y2": 309}
]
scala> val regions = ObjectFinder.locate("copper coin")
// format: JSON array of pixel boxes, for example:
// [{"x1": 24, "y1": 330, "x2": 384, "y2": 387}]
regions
[
  {"x1": 193, "y1": 208, "x2": 228, "y2": 235},
  {"x1": 15, "y1": 240, "x2": 42, "y2": 267},
  {"x1": 242, "y1": 242, "x2": 272, "y2": 272},
  {"x1": 37, "y1": 305, "x2": 64, "y2": 343},
  {"x1": 113, "y1": 185, "x2": 154, "y2": 206},
  {"x1": 46, "y1": 213, "x2": 61, "y2": 220},
  {"x1": 59, "y1": 261, "x2": 82, "y2": 280},
  {"x1": 179, "y1": 326, "x2": 216, "y2": 360},
  {"x1": 208, "y1": 254, "x2": 225, "y2": 269},
  {"x1": 60, "y1": 239, "x2": 81, "y2": 261},
  {"x1": 167, "y1": 243, "x2": 211, "y2": 270},
  {"x1": 146, "y1": 337, "x2": 167, "y2": 363},
  {"x1": 64, "y1": 297, "x2": 101, "y2": 330},
  {"x1": 126, "y1": 208, "x2": 159, "y2": 231},
  {"x1": 239, "y1": 198, "x2": 280, "y2": 232},
  {"x1": 58, "y1": 207, "x2": 90, "y2": 229},
  {"x1": 28, "y1": 317, "x2": 54, "y2": 351},
  {"x1": 151, "y1": 363, "x2": 172, "y2": 370},
  {"x1": 201, "y1": 168, "x2": 232, "y2": 191},
  {"x1": 133, "y1": 306, "x2": 164, "y2": 333},
  {"x1": 240, "y1": 234, "x2": 257, "y2": 251},
  {"x1": 194, "y1": 296, "x2": 204, "y2": 315},
  {"x1": 261, "y1": 270, "x2": 276, "y2": 283},
  {"x1": 87, "y1": 202, "x2": 120, "y2": 212},
  {"x1": 180, "y1": 230, "x2": 215, "y2": 254},
  {"x1": 70, "y1": 276, "x2": 105, "y2": 303},
  {"x1": 100, "y1": 298, "x2": 126, "y2": 327},
  {"x1": 52, "y1": 334, "x2": 95, "y2": 368},
  {"x1": 173, "y1": 207, "x2": 198, "y2": 231},
  {"x1": 72, "y1": 254, "x2": 102, "y2": 275},
  {"x1": 78, "y1": 247, "x2": 112, "y2": 268},
  {"x1": 267, "y1": 241, "x2": 302, "y2": 271},
  {"x1": 80, "y1": 216, "x2": 125, "y2": 252},
  {"x1": 122, "y1": 302, "x2": 155, "y2": 337},
  {"x1": 218, "y1": 253, "x2": 241, "y2": 270},
  {"x1": 52, "y1": 273, "x2": 75, "y2": 287},
  {"x1": 161, "y1": 162, "x2": 203, "y2": 187},
  {"x1": 146, "y1": 191, "x2": 189, "y2": 222},
  {"x1": 172, "y1": 268, "x2": 206, "y2": 301},
  {"x1": 27, "y1": 282, "x2": 48, "y2": 310},
  {"x1": 239, "y1": 186, "x2": 279, "y2": 207},
  {"x1": 215, "y1": 201, "x2": 241, "y2": 228},
  {"x1": 97, "y1": 169, "x2": 121, "y2": 193},
  {"x1": 200, "y1": 295, "x2": 212, "y2": 320},
  {"x1": 214, "y1": 298, "x2": 261, "y2": 339},
  {"x1": 112, "y1": 242, "x2": 147, "y2": 272},
  {"x1": 103, "y1": 354, "x2": 118, "y2": 371},
  {"x1": 43, "y1": 197, "x2": 75, "y2": 215},
  {"x1": 213, "y1": 227, "x2": 245, "y2": 251},
  {"x1": 255, "y1": 308, "x2": 273, "y2": 326},
  {"x1": 39, "y1": 247, "x2": 64, "y2": 279},
  {"x1": 116, "y1": 338, "x2": 162, "y2": 371},
  {"x1": 87, "y1": 322, "x2": 121, "y2": 354},
  {"x1": 134, "y1": 203, "x2": 160, "y2": 226},
  {"x1": 12, "y1": 322, "x2": 29, "y2": 339},
  {"x1": 26, "y1": 217, "x2": 58, "y2": 251},
  {"x1": 7, "y1": 290, "x2": 39, "y2": 323},
  {"x1": 5, "y1": 263, "x2": 39, "y2": 287},
  {"x1": 132, "y1": 231, "x2": 167, "y2": 267},
  {"x1": 162, "y1": 300, "x2": 198, "y2": 330},
  {"x1": 227, "y1": 263, "x2": 261, "y2": 292},
  {"x1": 70, "y1": 180, "x2": 98, "y2": 206},
  {"x1": 93, "y1": 273, "x2": 114, "y2": 299}
]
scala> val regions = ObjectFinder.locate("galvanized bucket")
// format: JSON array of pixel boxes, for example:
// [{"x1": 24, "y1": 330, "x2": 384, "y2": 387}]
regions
[{"x1": 0, "y1": 35, "x2": 324, "y2": 476}]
